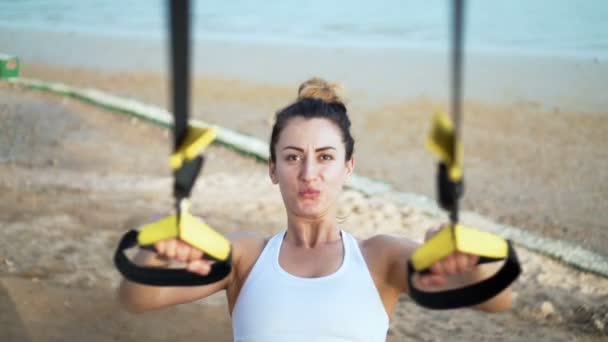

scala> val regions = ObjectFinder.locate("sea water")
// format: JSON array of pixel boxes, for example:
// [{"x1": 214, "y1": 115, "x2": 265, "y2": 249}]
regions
[{"x1": 0, "y1": 0, "x2": 606, "y2": 59}]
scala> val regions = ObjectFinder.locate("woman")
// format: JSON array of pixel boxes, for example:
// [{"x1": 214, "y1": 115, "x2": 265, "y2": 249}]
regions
[{"x1": 119, "y1": 78, "x2": 512, "y2": 341}]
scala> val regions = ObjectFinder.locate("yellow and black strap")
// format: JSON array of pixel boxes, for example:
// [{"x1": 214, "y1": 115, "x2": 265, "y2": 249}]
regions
[
  {"x1": 407, "y1": 0, "x2": 520, "y2": 310},
  {"x1": 407, "y1": 222, "x2": 521, "y2": 309},
  {"x1": 114, "y1": 0, "x2": 232, "y2": 286}
]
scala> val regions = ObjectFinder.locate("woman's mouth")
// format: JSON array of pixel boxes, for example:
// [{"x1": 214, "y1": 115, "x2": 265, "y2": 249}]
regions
[{"x1": 298, "y1": 188, "x2": 320, "y2": 199}]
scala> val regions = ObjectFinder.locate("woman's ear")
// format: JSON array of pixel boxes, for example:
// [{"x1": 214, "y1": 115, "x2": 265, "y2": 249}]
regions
[
  {"x1": 269, "y1": 161, "x2": 278, "y2": 184},
  {"x1": 345, "y1": 156, "x2": 355, "y2": 180}
]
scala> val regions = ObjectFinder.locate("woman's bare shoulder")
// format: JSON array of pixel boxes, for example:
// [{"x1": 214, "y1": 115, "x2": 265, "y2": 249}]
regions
[
  {"x1": 358, "y1": 233, "x2": 421, "y2": 294},
  {"x1": 224, "y1": 231, "x2": 272, "y2": 304},
  {"x1": 359, "y1": 233, "x2": 419, "y2": 258},
  {"x1": 227, "y1": 231, "x2": 268, "y2": 261},
  {"x1": 226, "y1": 231, "x2": 279, "y2": 277}
]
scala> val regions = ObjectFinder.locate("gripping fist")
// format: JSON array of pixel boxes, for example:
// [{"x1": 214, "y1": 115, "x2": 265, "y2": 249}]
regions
[
  {"x1": 418, "y1": 226, "x2": 480, "y2": 288},
  {"x1": 154, "y1": 239, "x2": 215, "y2": 276}
]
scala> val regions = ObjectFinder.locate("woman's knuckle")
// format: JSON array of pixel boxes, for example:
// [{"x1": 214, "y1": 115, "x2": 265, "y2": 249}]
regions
[{"x1": 445, "y1": 256, "x2": 456, "y2": 274}]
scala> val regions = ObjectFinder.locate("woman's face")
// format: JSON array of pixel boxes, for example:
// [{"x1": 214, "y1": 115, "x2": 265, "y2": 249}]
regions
[{"x1": 270, "y1": 117, "x2": 354, "y2": 219}]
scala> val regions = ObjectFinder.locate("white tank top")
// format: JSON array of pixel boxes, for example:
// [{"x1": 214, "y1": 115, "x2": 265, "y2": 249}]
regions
[{"x1": 231, "y1": 230, "x2": 389, "y2": 342}]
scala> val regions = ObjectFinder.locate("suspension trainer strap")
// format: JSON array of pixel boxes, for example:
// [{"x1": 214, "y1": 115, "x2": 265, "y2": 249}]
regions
[
  {"x1": 169, "y1": 0, "x2": 202, "y2": 207},
  {"x1": 114, "y1": 0, "x2": 232, "y2": 286},
  {"x1": 171, "y1": 0, "x2": 189, "y2": 151},
  {"x1": 447, "y1": 0, "x2": 464, "y2": 223},
  {"x1": 407, "y1": 0, "x2": 521, "y2": 310}
]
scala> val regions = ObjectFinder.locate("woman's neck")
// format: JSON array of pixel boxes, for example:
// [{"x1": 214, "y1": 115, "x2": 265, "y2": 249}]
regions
[{"x1": 285, "y1": 215, "x2": 341, "y2": 249}]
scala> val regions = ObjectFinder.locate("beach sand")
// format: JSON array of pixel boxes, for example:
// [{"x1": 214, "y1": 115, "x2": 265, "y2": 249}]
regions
[
  {"x1": 1, "y1": 84, "x2": 607, "y2": 341},
  {"x1": 16, "y1": 55, "x2": 608, "y2": 259},
  {"x1": 1, "y1": 29, "x2": 607, "y2": 340}
]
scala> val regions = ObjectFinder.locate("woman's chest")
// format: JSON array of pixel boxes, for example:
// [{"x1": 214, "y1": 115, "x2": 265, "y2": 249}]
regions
[{"x1": 232, "y1": 271, "x2": 389, "y2": 341}]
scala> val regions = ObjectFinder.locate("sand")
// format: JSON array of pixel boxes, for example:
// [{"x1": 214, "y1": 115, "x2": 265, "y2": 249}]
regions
[
  {"x1": 1, "y1": 80, "x2": 607, "y2": 341},
  {"x1": 15, "y1": 59, "x2": 608, "y2": 259}
]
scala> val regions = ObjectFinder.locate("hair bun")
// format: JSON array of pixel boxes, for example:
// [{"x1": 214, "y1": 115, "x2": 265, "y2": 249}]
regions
[{"x1": 297, "y1": 77, "x2": 344, "y2": 105}]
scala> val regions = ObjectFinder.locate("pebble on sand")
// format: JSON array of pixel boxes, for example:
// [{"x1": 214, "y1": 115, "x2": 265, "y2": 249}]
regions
[{"x1": 540, "y1": 301, "x2": 555, "y2": 319}]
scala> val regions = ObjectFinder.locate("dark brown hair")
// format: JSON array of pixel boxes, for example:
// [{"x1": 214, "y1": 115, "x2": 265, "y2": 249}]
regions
[{"x1": 269, "y1": 78, "x2": 355, "y2": 162}]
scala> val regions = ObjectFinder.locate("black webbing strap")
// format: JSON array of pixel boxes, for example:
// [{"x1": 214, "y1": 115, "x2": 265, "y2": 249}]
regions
[
  {"x1": 170, "y1": 0, "x2": 189, "y2": 152},
  {"x1": 407, "y1": 241, "x2": 520, "y2": 310},
  {"x1": 444, "y1": 0, "x2": 465, "y2": 224},
  {"x1": 170, "y1": 0, "x2": 201, "y2": 204}
]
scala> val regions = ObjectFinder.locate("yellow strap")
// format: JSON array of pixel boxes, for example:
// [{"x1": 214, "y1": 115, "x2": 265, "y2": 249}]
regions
[
  {"x1": 169, "y1": 126, "x2": 217, "y2": 170},
  {"x1": 410, "y1": 224, "x2": 508, "y2": 271},
  {"x1": 425, "y1": 112, "x2": 463, "y2": 181}
]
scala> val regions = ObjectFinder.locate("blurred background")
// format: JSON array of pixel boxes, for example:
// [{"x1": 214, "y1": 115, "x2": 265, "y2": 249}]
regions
[{"x1": 1, "y1": 1, "x2": 607, "y2": 341}]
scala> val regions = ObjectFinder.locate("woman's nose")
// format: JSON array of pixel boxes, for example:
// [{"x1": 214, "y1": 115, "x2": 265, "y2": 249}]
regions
[{"x1": 300, "y1": 158, "x2": 318, "y2": 181}]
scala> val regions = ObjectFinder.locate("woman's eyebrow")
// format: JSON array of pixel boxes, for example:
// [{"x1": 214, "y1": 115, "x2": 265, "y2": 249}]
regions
[
  {"x1": 282, "y1": 146, "x2": 336, "y2": 152},
  {"x1": 315, "y1": 146, "x2": 336, "y2": 152},
  {"x1": 283, "y1": 146, "x2": 304, "y2": 152}
]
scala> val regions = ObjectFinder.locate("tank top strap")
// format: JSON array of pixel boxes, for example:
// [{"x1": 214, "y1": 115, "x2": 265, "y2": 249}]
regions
[
  {"x1": 342, "y1": 230, "x2": 362, "y2": 263},
  {"x1": 241, "y1": 231, "x2": 285, "y2": 286},
  {"x1": 267, "y1": 230, "x2": 285, "y2": 260},
  {"x1": 267, "y1": 230, "x2": 286, "y2": 254}
]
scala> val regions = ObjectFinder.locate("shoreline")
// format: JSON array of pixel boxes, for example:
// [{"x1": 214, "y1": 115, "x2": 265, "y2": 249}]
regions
[
  {"x1": 2, "y1": 23, "x2": 607, "y2": 61},
  {"x1": 1, "y1": 28, "x2": 607, "y2": 112}
]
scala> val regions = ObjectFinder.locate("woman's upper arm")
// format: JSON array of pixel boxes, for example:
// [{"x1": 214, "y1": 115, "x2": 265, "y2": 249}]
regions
[
  {"x1": 364, "y1": 235, "x2": 420, "y2": 295},
  {"x1": 118, "y1": 232, "x2": 264, "y2": 313},
  {"x1": 387, "y1": 236, "x2": 420, "y2": 294}
]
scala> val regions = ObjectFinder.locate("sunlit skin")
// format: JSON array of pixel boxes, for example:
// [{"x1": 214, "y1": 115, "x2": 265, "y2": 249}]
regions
[
  {"x1": 269, "y1": 117, "x2": 353, "y2": 234},
  {"x1": 120, "y1": 116, "x2": 511, "y2": 316}
]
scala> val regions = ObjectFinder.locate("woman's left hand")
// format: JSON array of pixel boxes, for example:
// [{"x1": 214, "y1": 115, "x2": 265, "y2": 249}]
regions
[{"x1": 418, "y1": 227, "x2": 480, "y2": 288}]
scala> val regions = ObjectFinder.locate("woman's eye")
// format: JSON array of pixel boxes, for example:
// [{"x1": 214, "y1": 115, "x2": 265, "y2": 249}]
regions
[
  {"x1": 320, "y1": 154, "x2": 334, "y2": 161},
  {"x1": 286, "y1": 155, "x2": 301, "y2": 161}
]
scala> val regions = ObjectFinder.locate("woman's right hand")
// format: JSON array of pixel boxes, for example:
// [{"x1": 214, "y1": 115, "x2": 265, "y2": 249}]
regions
[{"x1": 154, "y1": 238, "x2": 215, "y2": 276}]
